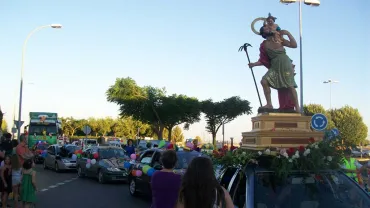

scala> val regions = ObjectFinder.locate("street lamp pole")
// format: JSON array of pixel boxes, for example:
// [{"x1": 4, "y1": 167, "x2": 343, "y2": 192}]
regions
[
  {"x1": 280, "y1": 0, "x2": 320, "y2": 113},
  {"x1": 17, "y1": 24, "x2": 62, "y2": 140},
  {"x1": 323, "y1": 79, "x2": 339, "y2": 109}
]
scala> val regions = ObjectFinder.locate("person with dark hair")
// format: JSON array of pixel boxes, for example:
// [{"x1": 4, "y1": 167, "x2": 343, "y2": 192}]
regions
[
  {"x1": 0, "y1": 133, "x2": 12, "y2": 156},
  {"x1": 124, "y1": 139, "x2": 135, "y2": 156},
  {"x1": 0, "y1": 155, "x2": 12, "y2": 208},
  {"x1": 177, "y1": 157, "x2": 234, "y2": 208},
  {"x1": 151, "y1": 150, "x2": 181, "y2": 208},
  {"x1": 21, "y1": 159, "x2": 36, "y2": 207}
]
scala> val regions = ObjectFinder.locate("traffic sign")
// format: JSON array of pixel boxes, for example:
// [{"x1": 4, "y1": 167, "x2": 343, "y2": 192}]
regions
[
  {"x1": 311, "y1": 113, "x2": 328, "y2": 131},
  {"x1": 14, "y1": 120, "x2": 24, "y2": 129},
  {"x1": 331, "y1": 128, "x2": 339, "y2": 137},
  {"x1": 82, "y1": 125, "x2": 91, "y2": 135}
]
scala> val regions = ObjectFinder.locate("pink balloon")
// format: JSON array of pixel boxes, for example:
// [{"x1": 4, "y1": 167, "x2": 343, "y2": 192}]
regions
[
  {"x1": 135, "y1": 170, "x2": 142, "y2": 177},
  {"x1": 186, "y1": 142, "x2": 194, "y2": 149},
  {"x1": 87, "y1": 159, "x2": 91, "y2": 164},
  {"x1": 130, "y1": 154, "x2": 137, "y2": 160}
]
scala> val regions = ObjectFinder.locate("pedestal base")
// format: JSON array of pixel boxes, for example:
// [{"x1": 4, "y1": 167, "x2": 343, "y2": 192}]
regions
[{"x1": 241, "y1": 112, "x2": 324, "y2": 150}]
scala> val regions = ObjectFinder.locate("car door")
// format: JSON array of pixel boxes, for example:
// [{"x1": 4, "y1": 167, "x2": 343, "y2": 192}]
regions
[
  {"x1": 135, "y1": 150, "x2": 155, "y2": 193},
  {"x1": 78, "y1": 148, "x2": 90, "y2": 175},
  {"x1": 46, "y1": 146, "x2": 56, "y2": 167},
  {"x1": 89, "y1": 148, "x2": 100, "y2": 178}
]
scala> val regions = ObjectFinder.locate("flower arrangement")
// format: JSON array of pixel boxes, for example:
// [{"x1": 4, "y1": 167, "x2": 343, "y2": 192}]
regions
[{"x1": 210, "y1": 133, "x2": 344, "y2": 179}]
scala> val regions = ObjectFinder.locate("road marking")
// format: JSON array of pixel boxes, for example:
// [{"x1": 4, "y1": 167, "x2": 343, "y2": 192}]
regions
[{"x1": 39, "y1": 177, "x2": 78, "y2": 193}]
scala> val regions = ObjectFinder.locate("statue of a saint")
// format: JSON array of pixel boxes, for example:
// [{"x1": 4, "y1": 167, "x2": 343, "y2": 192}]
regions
[{"x1": 250, "y1": 14, "x2": 299, "y2": 112}]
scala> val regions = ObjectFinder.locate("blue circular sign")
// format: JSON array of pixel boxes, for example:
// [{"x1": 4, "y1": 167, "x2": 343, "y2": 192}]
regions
[{"x1": 311, "y1": 113, "x2": 328, "y2": 131}]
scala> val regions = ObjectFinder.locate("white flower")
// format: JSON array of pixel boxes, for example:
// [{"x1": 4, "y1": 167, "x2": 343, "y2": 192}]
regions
[
  {"x1": 314, "y1": 145, "x2": 319, "y2": 149},
  {"x1": 265, "y1": 149, "x2": 271, "y2": 154},
  {"x1": 277, "y1": 155, "x2": 281, "y2": 159},
  {"x1": 283, "y1": 152, "x2": 288, "y2": 158},
  {"x1": 242, "y1": 152, "x2": 246, "y2": 155},
  {"x1": 295, "y1": 151, "x2": 300, "y2": 158},
  {"x1": 289, "y1": 159, "x2": 293, "y2": 163},
  {"x1": 327, "y1": 156, "x2": 332, "y2": 161},
  {"x1": 303, "y1": 148, "x2": 311, "y2": 156},
  {"x1": 258, "y1": 151, "x2": 262, "y2": 155}
]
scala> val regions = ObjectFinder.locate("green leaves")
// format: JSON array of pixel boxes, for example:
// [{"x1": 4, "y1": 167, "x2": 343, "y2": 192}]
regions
[{"x1": 201, "y1": 96, "x2": 252, "y2": 145}]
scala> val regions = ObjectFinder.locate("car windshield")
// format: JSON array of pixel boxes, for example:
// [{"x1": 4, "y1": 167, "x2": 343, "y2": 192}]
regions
[
  {"x1": 85, "y1": 140, "x2": 97, "y2": 145},
  {"x1": 99, "y1": 148, "x2": 126, "y2": 159},
  {"x1": 175, "y1": 151, "x2": 204, "y2": 169},
  {"x1": 29, "y1": 125, "x2": 57, "y2": 135},
  {"x1": 65, "y1": 145, "x2": 81, "y2": 153},
  {"x1": 56, "y1": 145, "x2": 81, "y2": 157},
  {"x1": 254, "y1": 171, "x2": 370, "y2": 208}
]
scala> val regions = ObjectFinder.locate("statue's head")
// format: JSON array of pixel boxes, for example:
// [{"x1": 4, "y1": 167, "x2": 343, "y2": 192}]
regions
[
  {"x1": 266, "y1": 13, "x2": 277, "y2": 24},
  {"x1": 259, "y1": 26, "x2": 273, "y2": 39}
]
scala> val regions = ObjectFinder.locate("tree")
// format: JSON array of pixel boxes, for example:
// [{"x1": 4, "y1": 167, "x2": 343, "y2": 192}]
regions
[
  {"x1": 1, "y1": 120, "x2": 8, "y2": 133},
  {"x1": 87, "y1": 117, "x2": 100, "y2": 137},
  {"x1": 329, "y1": 106, "x2": 368, "y2": 146},
  {"x1": 303, "y1": 104, "x2": 335, "y2": 129},
  {"x1": 160, "y1": 94, "x2": 201, "y2": 141},
  {"x1": 61, "y1": 117, "x2": 86, "y2": 136},
  {"x1": 97, "y1": 117, "x2": 113, "y2": 136},
  {"x1": 171, "y1": 126, "x2": 184, "y2": 143},
  {"x1": 0, "y1": 107, "x2": 4, "y2": 132},
  {"x1": 202, "y1": 96, "x2": 252, "y2": 146},
  {"x1": 106, "y1": 77, "x2": 199, "y2": 140}
]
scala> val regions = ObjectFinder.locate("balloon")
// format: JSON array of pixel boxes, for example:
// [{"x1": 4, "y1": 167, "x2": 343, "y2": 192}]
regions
[
  {"x1": 77, "y1": 153, "x2": 81, "y2": 158},
  {"x1": 136, "y1": 170, "x2": 143, "y2": 177},
  {"x1": 43, "y1": 150, "x2": 47, "y2": 154},
  {"x1": 86, "y1": 163, "x2": 91, "y2": 169},
  {"x1": 142, "y1": 165, "x2": 151, "y2": 174},
  {"x1": 71, "y1": 154, "x2": 77, "y2": 160},
  {"x1": 87, "y1": 159, "x2": 91, "y2": 164},
  {"x1": 158, "y1": 140, "x2": 166, "y2": 149},
  {"x1": 131, "y1": 170, "x2": 136, "y2": 176},
  {"x1": 147, "y1": 168, "x2": 155, "y2": 177},
  {"x1": 0, "y1": 161, "x2": 4, "y2": 167},
  {"x1": 91, "y1": 159, "x2": 96, "y2": 165},
  {"x1": 167, "y1": 143, "x2": 174, "y2": 150},
  {"x1": 93, "y1": 153, "x2": 99, "y2": 159},
  {"x1": 130, "y1": 154, "x2": 136, "y2": 160},
  {"x1": 124, "y1": 162, "x2": 131, "y2": 169},
  {"x1": 186, "y1": 142, "x2": 194, "y2": 150}
]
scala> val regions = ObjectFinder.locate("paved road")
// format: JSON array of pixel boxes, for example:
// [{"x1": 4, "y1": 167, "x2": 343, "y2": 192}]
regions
[{"x1": 33, "y1": 164, "x2": 151, "y2": 208}]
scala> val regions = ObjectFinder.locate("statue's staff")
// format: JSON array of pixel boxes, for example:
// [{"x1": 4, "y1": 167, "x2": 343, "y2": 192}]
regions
[{"x1": 239, "y1": 43, "x2": 262, "y2": 107}]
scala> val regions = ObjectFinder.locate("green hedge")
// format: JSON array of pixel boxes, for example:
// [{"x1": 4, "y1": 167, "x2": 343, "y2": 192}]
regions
[{"x1": 69, "y1": 136, "x2": 100, "y2": 140}]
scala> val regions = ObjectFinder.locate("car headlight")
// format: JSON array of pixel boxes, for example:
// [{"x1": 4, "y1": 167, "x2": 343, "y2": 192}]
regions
[
  {"x1": 62, "y1": 159, "x2": 69, "y2": 163},
  {"x1": 107, "y1": 167, "x2": 121, "y2": 172}
]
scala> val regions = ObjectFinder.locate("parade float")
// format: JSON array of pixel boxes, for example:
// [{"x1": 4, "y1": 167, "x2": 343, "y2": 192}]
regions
[{"x1": 211, "y1": 13, "x2": 370, "y2": 208}]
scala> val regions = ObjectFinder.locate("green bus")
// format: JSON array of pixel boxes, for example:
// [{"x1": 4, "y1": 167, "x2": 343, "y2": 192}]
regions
[{"x1": 27, "y1": 112, "x2": 62, "y2": 148}]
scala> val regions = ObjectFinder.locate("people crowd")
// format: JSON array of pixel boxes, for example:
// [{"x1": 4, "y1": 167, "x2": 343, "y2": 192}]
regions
[{"x1": 0, "y1": 133, "x2": 37, "y2": 208}]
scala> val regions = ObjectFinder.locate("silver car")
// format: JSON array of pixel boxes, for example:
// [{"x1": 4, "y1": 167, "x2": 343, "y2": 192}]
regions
[{"x1": 43, "y1": 144, "x2": 80, "y2": 172}]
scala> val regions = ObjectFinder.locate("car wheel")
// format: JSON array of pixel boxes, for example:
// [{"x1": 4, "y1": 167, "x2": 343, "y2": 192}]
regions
[
  {"x1": 43, "y1": 161, "x2": 47, "y2": 169},
  {"x1": 77, "y1": 166, "x2": 85, "y2": 178},
  {"x1": 129, "y1": 178, "x2": 138, "y2": 196},
  {"x1": 98, "y1": 170, "x2": 105, "y2": 184},
  {"x1": 55, "y1": 162, "x2": 60, "y2": 173}
]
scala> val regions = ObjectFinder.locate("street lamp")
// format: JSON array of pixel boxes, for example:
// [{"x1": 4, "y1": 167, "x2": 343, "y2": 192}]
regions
[
  {"x1": 323, "y1": 79, "x2": 339, "y2": 109},
  {"x1": 17, "y1": 24, "x2": 62, "y2": 140},
  {"x1": 280, "y1": 0, "x2": 320, "y2": 114}
]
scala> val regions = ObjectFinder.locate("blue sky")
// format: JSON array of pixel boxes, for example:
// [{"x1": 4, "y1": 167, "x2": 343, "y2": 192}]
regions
[{"x1": 1, "y1": 0, "x2": 369, "y2": 143}]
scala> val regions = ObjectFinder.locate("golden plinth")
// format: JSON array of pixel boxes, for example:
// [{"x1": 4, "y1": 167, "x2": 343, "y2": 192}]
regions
[{"x1": 241, "y1": 113, "x2": 324, "y2": 150}]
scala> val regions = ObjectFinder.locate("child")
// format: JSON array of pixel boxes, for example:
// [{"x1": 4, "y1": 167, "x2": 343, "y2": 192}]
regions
[
  {"x1": 21, "y1": 159, "x2": 36, "y2": 208},
  {"x1": 264, "y1": 13, "x2": 283, "y2": 44},
  {"x1": 11, "y1": 154, "x2": 22, "y2": 208},
  {"x1": 0, "y1": 156, "x2": 12, "y2": 208}
]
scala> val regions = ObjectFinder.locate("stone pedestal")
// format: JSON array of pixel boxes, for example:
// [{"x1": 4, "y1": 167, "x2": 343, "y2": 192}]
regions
[{"x1": 241, "y1": 113, "x2": 324, "y2": 150}]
